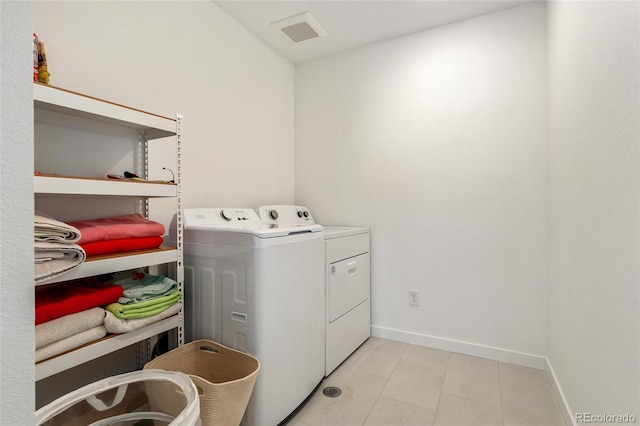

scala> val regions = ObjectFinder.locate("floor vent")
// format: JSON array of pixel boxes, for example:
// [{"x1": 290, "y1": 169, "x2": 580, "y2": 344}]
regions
[{"x1": 322, "y1": 386, "x2": 342, "y2": 398}]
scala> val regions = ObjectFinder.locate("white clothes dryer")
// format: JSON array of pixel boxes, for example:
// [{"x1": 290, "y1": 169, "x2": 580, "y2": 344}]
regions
[
  {"x1": 181, "y1": 208, "x2": 325, "y2": 426},
  {"x1": 323, "y1": 227, "x2": 371, "y2": 376}
]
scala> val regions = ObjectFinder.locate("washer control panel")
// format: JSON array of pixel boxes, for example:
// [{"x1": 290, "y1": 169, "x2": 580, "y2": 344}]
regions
[
  {"x1": 258, "y1": 205, "x2": 316, "y2": 226},
  {"x1": 183, "y1": 208, "x2": 261, "y2": 229}
]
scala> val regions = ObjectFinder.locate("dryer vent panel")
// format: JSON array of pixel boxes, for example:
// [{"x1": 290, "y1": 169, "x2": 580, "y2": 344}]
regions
[{"x1": 271, "y1": 12, "x2": 327, "y2": 43}]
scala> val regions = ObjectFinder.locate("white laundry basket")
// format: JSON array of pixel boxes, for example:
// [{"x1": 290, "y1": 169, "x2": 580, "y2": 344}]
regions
[{"x1": 35, "y1": 369, "x2": 201, "y2": 426}]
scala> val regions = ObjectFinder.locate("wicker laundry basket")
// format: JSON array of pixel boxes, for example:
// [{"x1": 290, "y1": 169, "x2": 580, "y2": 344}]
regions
[{"x1": 144, "y1": 339, "x2": 260, "y2": 426}]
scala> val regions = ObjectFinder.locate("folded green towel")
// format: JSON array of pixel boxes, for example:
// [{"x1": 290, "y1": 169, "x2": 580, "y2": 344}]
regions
[
  {"x1": 105, "y1": 291, "x2": 181, "y2": 319},
  {"x1": 110, "y1": 271, "x2": 179, "y2": 304}
]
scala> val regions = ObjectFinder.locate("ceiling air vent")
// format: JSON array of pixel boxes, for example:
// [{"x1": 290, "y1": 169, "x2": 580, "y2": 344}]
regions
[{"x1": 271, "y1": 12, "x2": 327, "y2": 43}]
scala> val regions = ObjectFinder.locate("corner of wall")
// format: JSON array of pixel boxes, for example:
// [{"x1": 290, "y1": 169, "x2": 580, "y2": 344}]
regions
[
  {"x1": 0, "y1": 1, "x2": 36, "y2": 423},
  {"x1": 545, "y1": 357, "x2": 576, "y2": 426}
]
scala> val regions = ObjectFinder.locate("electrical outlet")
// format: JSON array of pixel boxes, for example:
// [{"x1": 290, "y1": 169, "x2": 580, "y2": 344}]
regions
[{"x1": 409, "y1": 289, "x2": 420, "y2": 307}]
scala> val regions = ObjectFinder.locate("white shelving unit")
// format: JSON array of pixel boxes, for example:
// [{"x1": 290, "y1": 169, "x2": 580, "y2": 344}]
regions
[{"x1": 34, "y1": 83, "x2": 183, "y2": 381}]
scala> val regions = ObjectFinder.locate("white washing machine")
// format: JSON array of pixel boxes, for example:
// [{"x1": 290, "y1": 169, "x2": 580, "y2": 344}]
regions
[
  {"x1": 324, "y1": 226, "x2": 371, "y2": 376},
  {"x1": 181, "y1": 208, "x2": 325, "y2": 426}
]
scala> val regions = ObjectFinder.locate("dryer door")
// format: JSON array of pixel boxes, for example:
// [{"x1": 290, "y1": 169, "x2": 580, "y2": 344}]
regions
[{"x1": 329, "y1": 253, "x2": 370, "y2": 322}]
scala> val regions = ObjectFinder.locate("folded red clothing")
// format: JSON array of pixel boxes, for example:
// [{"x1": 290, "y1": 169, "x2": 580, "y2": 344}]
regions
[
  {"x1": 67, "y1": 214, "x2": 165, "y2": 245},
  {"x1": 81, "y1": 236, "x2": 164, "y2": 257},
  {"x1": 35, "y1": 277, "x2": 123, "y2": 325}
]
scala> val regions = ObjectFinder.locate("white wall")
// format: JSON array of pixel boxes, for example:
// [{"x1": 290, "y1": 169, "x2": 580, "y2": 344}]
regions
[
  {"x1": 296, "y1": 3, "x2": 548, "y2": 366},
  {"x1": 548, "y1": 0, "x2": 640, "y2": 420},
  {"x1": 0, "y1": 1, "x2": 35, "y2": 423},
  {"x1": 28, "y1": 0, "x2": 294, "y2": 412},
  {"x1": 34, "y1": 0, "x2": 295, "y2": 218}
]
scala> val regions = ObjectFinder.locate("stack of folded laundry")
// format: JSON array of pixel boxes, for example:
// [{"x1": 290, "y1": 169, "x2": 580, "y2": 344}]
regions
[
  {"x1": 34, "y1": 213, "x2": 86, "y2": 285},
  {"x1": 66, "y1": 213, "x2": 166, "y2": 257},
  {"x1": 104, "y1": 270, "x2": 182, "y2": 334},
  {"x1": 35, "y1": 277, "x2": 123, "y2": 362}
]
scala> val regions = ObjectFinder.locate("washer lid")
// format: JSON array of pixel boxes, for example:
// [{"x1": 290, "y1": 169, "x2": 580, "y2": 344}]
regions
[
  {"x1": 185, "y1": 223, "x2": 323, "y2": 238},
  {"x1": 256, "y1": 223, "x2": 323, "y2": 237}
]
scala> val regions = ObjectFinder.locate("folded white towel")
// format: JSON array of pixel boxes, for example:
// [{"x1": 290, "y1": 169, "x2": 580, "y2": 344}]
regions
[
  {"x1": 36, "y1": 325, "x2": 107, "y2": 363},
  {"x1": 34, "y1": 241, "x2": 86, "y2": 284},
  {"x1": 34, "y1": 214, "x2": 81, "y2": 244},
  {"x1": 36, "y1": 308, "x2": 106, "y2": 349},
  {"x1": 104, "y1": 302, "x2": 181, "y2": 334}
]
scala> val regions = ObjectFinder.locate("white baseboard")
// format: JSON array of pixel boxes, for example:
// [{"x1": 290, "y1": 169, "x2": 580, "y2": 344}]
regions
[
  {"x1": 545, "y1": 357, "x2": 576, "y2": 426},
  {"x1": 371, "y1": 325, "x2": 546, "y2": 370}
]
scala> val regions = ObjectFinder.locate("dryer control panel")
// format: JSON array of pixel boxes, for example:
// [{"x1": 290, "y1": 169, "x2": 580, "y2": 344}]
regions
[
  {"x1": 258, "y1": 205, "x2": 316, "y2": 226},
  {"x1": 183, "y1": 208, "x2": 261, "y2": 229}
]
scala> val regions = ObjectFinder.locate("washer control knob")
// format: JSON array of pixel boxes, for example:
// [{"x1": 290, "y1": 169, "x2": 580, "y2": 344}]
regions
[
  {"x1": 220, "y1": 210, "x2": 233, "y2": 221},
  {"x1": 269, "y1": 210, "x2": 279, "y2": 220},
  {"x1": 297, "y1": 211, "x2": 303, "y2": 218},
  {"x1": 303, "y1": 211, "x2": 309, "y2": 217}
]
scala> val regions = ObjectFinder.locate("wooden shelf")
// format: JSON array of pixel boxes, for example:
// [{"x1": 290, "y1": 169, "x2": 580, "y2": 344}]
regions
[
  {"x1": 36, "y1": 247, "x2": 178, "y2": 286},
  {"x1": 34, "y1": 174, "x2": 177, "y2": 197},
  {"x1": 36, "y1": 315, "x2": 179, "y2": 381},
  {"x1": 34, "y1": 83, "x2": 175, "y2": 139}
]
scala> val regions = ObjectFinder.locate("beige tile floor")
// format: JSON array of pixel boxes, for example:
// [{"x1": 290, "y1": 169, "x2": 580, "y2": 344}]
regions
[{"x1": 283, "y1": 338, "x2": 567, "y2": 426}]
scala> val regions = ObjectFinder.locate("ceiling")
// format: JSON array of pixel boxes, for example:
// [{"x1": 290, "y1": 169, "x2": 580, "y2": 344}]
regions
[{"x1": 214, "y1": 1, "x2": 537, "y2": 64}]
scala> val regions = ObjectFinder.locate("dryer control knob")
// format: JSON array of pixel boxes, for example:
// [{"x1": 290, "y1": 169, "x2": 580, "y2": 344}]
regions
[
  {"x1": 269, "y1": 210, "x2": 279, "y2": 220},
  {"x1": 303, "y1": 211, "x2": 309, "y2": 217},
  {"x1": 297, "y1": 211, "x2": 303, "y2": 218},
  {"x1": 220, "y1": 209, "x2": 233, "y2": 221}
]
